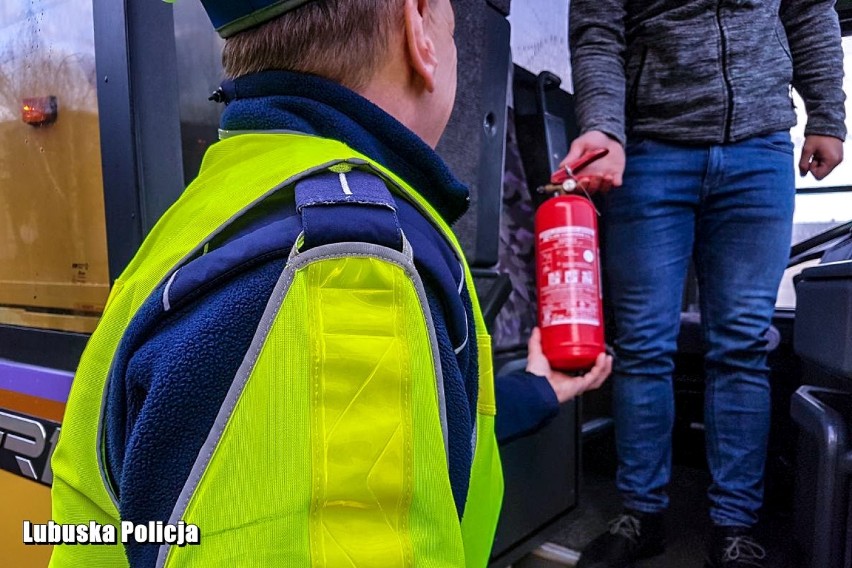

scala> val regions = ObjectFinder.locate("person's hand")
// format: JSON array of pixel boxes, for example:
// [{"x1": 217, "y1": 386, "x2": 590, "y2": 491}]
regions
[
  {"x1": 799, "y1": 135, "x2": 843, "y2": 181},
  {"x1": 525, "y1": 327, "x2": 613, "y2": 404},
  {"x1": 560, "y1": 130, "x2": 625, "y2": 193}
]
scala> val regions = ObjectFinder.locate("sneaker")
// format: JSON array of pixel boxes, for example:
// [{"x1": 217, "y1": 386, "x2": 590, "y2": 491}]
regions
[
  {"x1": 705, "y1": 525, "x2": 767, "y2": 568},
  {"x1": 577, "y1": 510, "x2": 666, "y2": 568}
]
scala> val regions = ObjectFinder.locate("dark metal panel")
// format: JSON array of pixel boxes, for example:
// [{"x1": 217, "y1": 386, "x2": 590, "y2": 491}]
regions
[
  {"x1": 94, "y1": 0, "x2": 184, "y2": 281},
  {"x1": 0, "y1": 326, "x2": 88, "y2": 372},
  {"x1": 474, "y1": 6, "x2": 511, "y2": 267},
  {"x1": 438, "y1": 3, "x2": 511, "y2": 268},
  {"x1": 125, "y1": 0, "x2": 185, "y2": 234},
  {"x1": 93, "y1": 0, "x2": 140, "y2": 281}
]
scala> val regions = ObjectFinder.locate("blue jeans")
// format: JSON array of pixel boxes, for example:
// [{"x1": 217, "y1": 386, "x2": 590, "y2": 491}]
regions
[{"x1": 603, "y1": 131, "x2": 795, "y2": 527}]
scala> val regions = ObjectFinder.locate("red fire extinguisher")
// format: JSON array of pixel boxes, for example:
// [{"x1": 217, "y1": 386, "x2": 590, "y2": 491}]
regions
[{"x1": 535, "y1": 149, "x2": 608, "y2": 371}]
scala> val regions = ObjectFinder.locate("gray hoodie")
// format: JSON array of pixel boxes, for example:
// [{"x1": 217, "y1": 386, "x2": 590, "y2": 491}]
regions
[{"x1": 570, "y1": 0, "x2": 847, "y2": 145}]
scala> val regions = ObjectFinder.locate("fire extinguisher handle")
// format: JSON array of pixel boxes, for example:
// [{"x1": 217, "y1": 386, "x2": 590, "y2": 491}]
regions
[
  {"x1": 570, "y1": 148, "x2": 610, "y2": 174},
  {"x1": 551, "y1": 148, "x2": 610, "y2": 184}
]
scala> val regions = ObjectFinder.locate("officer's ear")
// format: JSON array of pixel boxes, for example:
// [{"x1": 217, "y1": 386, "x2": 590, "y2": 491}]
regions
[{"x1": 403, "y1": 0, "x2": 438, "y2": 93}]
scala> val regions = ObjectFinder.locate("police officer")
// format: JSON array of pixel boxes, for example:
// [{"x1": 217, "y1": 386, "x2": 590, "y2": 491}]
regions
[{"x1": 50, "y1": 2, "x2": 611, "y2": 567}]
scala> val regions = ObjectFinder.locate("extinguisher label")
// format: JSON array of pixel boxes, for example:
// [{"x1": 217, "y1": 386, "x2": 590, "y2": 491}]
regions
[{"x1": 538, "y1": 226, "x2": 601, "y2": 327}]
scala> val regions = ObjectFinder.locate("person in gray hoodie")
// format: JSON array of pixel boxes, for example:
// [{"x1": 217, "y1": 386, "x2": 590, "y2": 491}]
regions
[{"x1": 565, "y1": 1, "x2": 846, "y2": 567}]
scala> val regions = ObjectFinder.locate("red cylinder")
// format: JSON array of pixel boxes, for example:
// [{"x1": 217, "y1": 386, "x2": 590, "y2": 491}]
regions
[{"x1": 535, "y1": 194, "x2": 605, "y2": 371}]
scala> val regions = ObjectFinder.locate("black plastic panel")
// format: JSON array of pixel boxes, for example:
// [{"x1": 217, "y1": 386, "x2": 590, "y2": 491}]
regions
[
  {"x1": 795, "y1": 260, "x2": 852, "y2": 380},
  {"x1": 437, "y1": 3, "x2": 511, "y2": 267},
  {"x1": 791, "y1": 386, "x2": 852, "y2": 568},
  {"x1": 490, "y1": 398, "x2": 579, "y2": 565}
]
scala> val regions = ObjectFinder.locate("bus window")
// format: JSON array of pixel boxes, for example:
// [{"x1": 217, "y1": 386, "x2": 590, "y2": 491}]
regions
[
  {"x1": 0, "y1": 0, "x2": 108, "y2": 333},
  {"x1": 776, "y1": 36, "x2": 852, "y2": 309},
  {"x1": 174, "y1": 0, "x2": 224, "y2": 185}
]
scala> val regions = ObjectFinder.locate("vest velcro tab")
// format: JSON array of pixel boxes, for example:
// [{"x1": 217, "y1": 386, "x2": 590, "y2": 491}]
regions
[{"x1": 296, "y1": 168, "x2": 403, "y2": 252}]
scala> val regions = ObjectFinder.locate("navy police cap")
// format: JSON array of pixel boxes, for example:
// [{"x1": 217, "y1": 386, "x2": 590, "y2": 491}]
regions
[{"x1": 178, "y1": 0, "x2": 318, "y2": 38}]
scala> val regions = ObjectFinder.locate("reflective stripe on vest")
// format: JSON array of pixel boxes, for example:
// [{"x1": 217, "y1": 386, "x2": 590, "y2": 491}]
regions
[{"x1": 49, "y1": 134, "x2": 502, "y2": 567}]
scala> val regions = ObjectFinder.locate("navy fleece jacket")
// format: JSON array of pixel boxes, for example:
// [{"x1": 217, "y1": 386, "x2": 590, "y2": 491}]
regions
[{"x1": 104, "y1": 71, "x2": 559, "y2": 567}]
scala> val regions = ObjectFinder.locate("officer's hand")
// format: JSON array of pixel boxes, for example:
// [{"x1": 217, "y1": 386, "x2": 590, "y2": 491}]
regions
[
  {"x1": 560, "y1": 130, "x2": 625, "y2": 193},
  {"x1": 800, "y1": 135, "x2": 844, "y2": 181},
  {"x1": 525, "y1": 327, "x2": 613, "y2": 404}
]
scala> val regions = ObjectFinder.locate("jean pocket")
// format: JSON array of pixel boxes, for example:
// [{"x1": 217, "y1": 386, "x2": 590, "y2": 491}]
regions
[{"x1": 755, "y1": 131, "x2": 794, "y2": 155}]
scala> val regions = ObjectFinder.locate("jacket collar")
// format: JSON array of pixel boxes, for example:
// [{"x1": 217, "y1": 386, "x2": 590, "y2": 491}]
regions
[{"x1": 217, "y1": 70, "x2": 470, "y2": 224}]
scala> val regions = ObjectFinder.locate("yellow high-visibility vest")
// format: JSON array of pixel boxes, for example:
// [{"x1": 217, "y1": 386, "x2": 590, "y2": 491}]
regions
[{"x1": 50, "y1": 133, "x2": 503, "y2": 567}]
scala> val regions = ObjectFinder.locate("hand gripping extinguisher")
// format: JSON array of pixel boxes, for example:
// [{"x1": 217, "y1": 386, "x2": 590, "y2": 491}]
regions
[{"x1": 535, "y1": 149, "x2": 608, "y2": 371}]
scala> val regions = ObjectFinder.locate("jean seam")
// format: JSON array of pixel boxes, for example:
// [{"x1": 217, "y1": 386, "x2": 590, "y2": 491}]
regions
[{"x1": 694, "y1": 252, "x2": 719, "y2": 482}]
